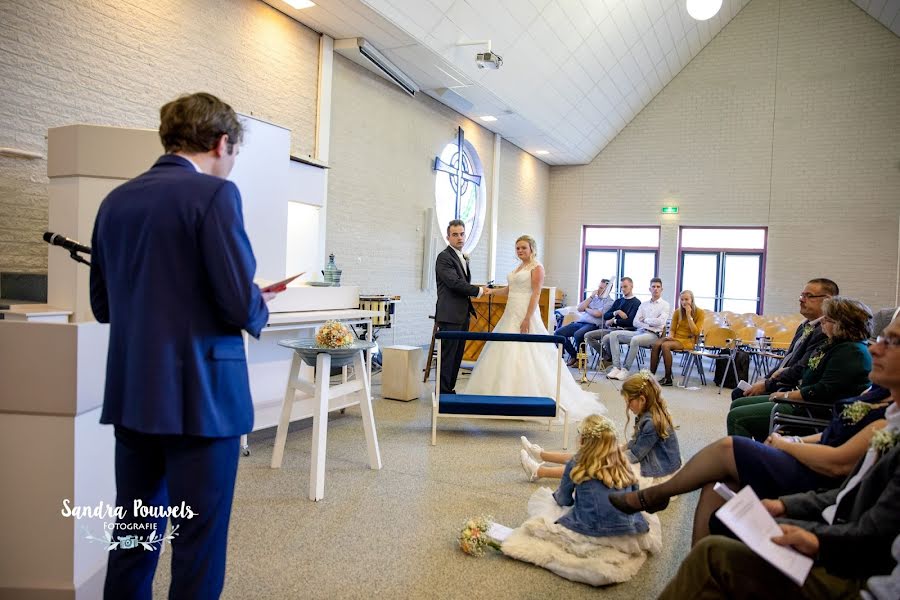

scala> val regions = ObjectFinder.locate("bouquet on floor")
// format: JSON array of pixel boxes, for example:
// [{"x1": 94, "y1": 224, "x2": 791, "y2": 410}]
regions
[
  {"x1": 458, "y1": 515, "x2": 502, "y2": 557},
  {"x1": 315, "y1": 320, "x2": 354, "y2": 348}
]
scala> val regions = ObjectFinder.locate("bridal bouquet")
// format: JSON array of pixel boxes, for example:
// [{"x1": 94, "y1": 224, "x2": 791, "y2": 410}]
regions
[
  {"x1": 458, "y1": 515, "x2": 502, "y2": 557},
  {"x1": 315, "y1": 320, "x2": 354, "y2": 348}
]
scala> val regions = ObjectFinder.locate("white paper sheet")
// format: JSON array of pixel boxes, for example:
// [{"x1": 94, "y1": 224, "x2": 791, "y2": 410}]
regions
[
  {"x1": 487, "y1": 522, "x2": 514, "y2": 543},
  {"x1": 715, "y1": 486, "x2": 814, "y2": 586}
]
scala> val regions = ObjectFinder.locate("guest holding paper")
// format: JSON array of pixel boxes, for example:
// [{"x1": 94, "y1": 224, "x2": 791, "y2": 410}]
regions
[
  {"x1": 608, "y1": 315, "x2": 899, "y2": 547},
  {"x1": 91, "y1": 92, "x2": 276, "y2": 599},
  {"x1": 630, "y1": 317, "x2": 900, "y2": 599}
]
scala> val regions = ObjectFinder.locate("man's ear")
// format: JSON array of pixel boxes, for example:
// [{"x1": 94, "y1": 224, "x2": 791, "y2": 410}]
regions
[{"x1": 213, "y1": 134, "x2": 229, "y2": 157}]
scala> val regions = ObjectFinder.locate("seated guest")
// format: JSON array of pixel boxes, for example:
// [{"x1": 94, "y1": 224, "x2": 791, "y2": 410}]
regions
[
  {"x1": 649, "y1": 290, "x2": 705, "y2": 386},
  {"x1": 733, "y1": 278, "x2": 836, "y2": 401},
  {"x1": 609, "y1": 315, "x2": 899, "y2": 549},
  {"x1": 873, "y1": 306, "x2": 900, "y2": 339},
  {"x1": 554, "y1": 278, "x2": 612, "y2": 366},
  {"x1": 604, "y1": 278, "x2": 670, "y2": 381},
  {"x1": 657, "y1": 388, "x2": 899, "y2": 599},
  {"x1": 726, "y1": 296, "x2": 872, "y2": 440},
  {"x1": 584, "y1": 276, "x2": 641, "y2": 364}
]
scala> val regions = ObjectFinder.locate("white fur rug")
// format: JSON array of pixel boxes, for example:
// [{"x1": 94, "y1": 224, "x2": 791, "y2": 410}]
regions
[{"x1": 500, "y1": 487, "x2": 662, "y2": 587}]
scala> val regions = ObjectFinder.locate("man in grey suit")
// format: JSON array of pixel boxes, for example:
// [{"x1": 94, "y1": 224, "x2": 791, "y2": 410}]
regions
[{"x1": 435, "y1": 219, "x2": 490, "y2": 394}]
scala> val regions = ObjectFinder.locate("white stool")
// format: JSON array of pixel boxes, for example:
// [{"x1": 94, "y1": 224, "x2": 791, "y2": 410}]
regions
[
  {"x1": 271, "y1": 346, "x2": 382, "y2": 501},
  {"x1": 381, "y1": 345, "x2": 424, "y2": 401}
]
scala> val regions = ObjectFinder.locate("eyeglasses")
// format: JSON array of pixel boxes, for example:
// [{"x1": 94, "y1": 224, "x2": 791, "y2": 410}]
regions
[
  {"x1": 873, "y1": 336, "x2": 900, "y2": 348},
  {"x1": 799, "y1": 293, "x2": 828, "y2": 300}
]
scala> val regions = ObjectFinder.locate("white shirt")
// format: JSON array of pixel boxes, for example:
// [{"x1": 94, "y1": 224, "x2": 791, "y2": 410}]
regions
[
  {"x1": 451, "y1": 247, "x2": 468, "y2": 276},
  {"x1": 634, "y1": 297, "x2": 671, "y2": 334}
]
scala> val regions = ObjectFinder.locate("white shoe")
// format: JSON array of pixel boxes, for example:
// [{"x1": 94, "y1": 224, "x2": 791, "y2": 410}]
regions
[
  {"x1": 606, "y1": 367, "x2": 621, "y2": 379},
  {"x1": 520, "y1": 450, "x2": 541, "y2": 482},
  {"x1": 610, "y1": 368, "x2": 627, "y2": 381},
  {"x1": 520, "y1": 436, "x2": 543, "y2": 461}
]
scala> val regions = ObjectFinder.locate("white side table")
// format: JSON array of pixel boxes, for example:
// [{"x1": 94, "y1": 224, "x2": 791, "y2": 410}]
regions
[{"x1": 271, "y1": 340, "x2": 381, "y2": 500}]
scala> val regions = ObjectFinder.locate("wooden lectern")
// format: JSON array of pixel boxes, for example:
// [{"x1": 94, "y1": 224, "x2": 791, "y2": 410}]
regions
[{"x1": 463, "y1": 286, "x2": 561, "y2": 362}]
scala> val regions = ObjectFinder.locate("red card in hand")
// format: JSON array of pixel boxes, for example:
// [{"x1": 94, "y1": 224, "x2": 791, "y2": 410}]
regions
[{"x1": 261, "y1": 272, "x2": 303, "y2": 293}]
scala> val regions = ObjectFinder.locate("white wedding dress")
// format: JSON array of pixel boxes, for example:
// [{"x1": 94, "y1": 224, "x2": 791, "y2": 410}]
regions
[{"x1": 462, "y1": 263, "x2": 606, "y2": 422}]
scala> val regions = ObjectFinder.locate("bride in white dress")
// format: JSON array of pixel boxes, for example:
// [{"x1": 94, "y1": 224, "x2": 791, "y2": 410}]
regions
[{"x1": 463, "y1": 235, "x2": 606, "y2": 421}]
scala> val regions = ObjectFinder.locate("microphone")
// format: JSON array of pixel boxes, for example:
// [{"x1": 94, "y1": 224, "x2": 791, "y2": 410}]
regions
[{"x1": 43, "y1": 231, "x2": 91, "y2": 255}]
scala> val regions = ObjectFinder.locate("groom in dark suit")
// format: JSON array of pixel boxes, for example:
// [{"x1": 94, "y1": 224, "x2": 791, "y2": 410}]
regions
[
  {"x1": 435, "y1": 219, "x2": 490, "y2": 394},
  {"x1": 90, "y1": 92, "x2": 274, "y2": 599}
]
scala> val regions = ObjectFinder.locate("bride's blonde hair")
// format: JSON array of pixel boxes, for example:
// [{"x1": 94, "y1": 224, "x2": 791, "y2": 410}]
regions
[{"x1": 516, "y1": 235, "x2": 538, "y2": 261}]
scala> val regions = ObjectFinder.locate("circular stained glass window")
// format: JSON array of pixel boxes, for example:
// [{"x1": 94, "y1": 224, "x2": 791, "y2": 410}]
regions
[{"x1": 434, "y1": 134, "x2": 485, "y2": 255}]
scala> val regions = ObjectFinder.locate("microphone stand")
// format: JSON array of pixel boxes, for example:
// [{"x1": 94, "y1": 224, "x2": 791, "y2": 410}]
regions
[{"x1": 67, "y1": 250, "x2": 91, "y2": 267}]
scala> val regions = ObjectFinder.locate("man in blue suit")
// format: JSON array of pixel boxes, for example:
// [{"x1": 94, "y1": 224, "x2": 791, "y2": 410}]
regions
[{"x1": 90, "y1": 92, "x2": 273, "y2": 599}]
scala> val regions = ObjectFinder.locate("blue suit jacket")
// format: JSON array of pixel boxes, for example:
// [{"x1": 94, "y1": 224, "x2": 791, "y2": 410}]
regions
[{"x1": 90, "y1": 155, "x2": 268, "y2": 437}]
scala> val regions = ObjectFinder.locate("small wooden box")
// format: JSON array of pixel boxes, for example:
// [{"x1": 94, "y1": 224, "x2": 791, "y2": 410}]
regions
[{"x1": 381, "y1": 345, "x2": 424, "y2": 401}]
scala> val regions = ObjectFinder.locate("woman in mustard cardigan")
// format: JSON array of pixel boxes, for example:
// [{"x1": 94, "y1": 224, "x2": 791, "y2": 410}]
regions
[{"x1": 650, "y1": 290, "x2": 705, "y2": 386}]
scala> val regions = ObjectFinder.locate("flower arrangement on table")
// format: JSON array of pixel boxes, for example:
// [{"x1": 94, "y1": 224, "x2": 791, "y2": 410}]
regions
[
  {"x1": 315, "y1": 320, "x2": 354, "y2": 348},
  {"x1": 458, "y1": 515, "x2": 502, "y2": 557}
]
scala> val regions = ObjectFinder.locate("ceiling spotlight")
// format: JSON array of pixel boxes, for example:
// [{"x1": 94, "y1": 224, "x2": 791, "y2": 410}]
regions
[
  {"x1": 479, "y1": 115, "x2": 497, "y2": 122},
  {"x1": 686, "y1": 0, "x2": 722, "y2": 21},
  {"x1": 535, "y1": 150, "x2": 549, "y2": 155}
]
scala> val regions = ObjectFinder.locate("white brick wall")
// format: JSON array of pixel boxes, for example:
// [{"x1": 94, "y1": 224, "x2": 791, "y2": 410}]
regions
[
  {"x1": 0, "y1": 0, "x2": 320, "y2": 274},
  {"x1": 546, "y1": 0, "x2": 900, "y2": 314},
  {"x1": 327, "y1": 57, "x2": 550, "y2": 346}
]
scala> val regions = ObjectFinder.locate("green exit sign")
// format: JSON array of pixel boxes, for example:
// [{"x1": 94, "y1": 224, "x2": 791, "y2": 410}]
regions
[{"x1": 661, "y1": 206, "x2": 679, "y2": 214}]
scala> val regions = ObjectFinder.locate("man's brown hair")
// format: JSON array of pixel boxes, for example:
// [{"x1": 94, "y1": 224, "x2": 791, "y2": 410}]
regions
[{"x1": 159, "y1": 92, "x2": 243, "y2": 154}]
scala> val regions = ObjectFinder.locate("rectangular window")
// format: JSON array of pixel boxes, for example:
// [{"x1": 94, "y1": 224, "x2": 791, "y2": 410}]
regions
[
  {"x1": 678, "y1": 227, "x2": 767, "y2": 313},
  {"x1": 581, "y1": 226, "x2": 660, "y2": 301}
]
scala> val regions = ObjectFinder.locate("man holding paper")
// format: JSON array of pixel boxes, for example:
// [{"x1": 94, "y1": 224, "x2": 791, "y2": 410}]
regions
[
  {"x1": 91, "y1": 92, "x2": 277, "y2": 599},
  {"x1": 657, "y1": 317, "x2": 900, "y2": 599}
]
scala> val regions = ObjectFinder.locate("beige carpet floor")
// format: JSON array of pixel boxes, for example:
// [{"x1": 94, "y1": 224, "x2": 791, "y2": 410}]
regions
[{"x1": 151, "y1": 365, "x2": 733, "y2": 599}]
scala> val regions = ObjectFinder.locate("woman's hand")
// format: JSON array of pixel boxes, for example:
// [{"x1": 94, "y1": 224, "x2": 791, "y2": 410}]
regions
[
  {"x1": 764, "y1": 432, "x2": 784, "y2": 448},
  {"x1": 520, "y1": 319, "x2": 530, "y2": 334},
  {"x1": 771, "y1": 524, "x2": 819, "y2": 558},
  {"x1": 761, "y1": 499, "x2": 786, "y2": 517},
  {"x1": 683, "y1": 304, "x2": 692, "y2": 317}
]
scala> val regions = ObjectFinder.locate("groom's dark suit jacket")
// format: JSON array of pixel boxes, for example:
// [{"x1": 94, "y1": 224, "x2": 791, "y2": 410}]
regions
[{"x1": 435, "y1": 246, "x2": 479, "y2": 324}]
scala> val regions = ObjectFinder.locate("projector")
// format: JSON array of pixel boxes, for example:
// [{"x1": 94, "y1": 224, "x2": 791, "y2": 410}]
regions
[{"x1": 475, "y1": 51, "x2": 503, "y2": 69}]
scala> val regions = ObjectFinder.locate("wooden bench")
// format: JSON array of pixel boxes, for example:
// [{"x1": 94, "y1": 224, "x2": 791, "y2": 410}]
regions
[{"x1": 432, "y1": 331, "x2": 570, "y2": 448}]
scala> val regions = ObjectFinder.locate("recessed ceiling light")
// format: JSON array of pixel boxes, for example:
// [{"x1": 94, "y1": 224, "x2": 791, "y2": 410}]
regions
[
  {"x1": 285, "y1": 0, "x2": 315, "y2": 9},
  {"x1": 535, "y1": 150, "x2": 549, "y2": 155},
  {"x1": 479, "y1": 115, "x2": 497, "y2": 122}
]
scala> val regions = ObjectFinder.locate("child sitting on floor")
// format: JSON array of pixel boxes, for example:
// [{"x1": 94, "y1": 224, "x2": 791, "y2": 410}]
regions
[
  {"x1": 520, "y1": 371, "x2": 681, "y2": 487},
  {"x1": 502, "y1": 414, "x2": 661, "y2": 586}
]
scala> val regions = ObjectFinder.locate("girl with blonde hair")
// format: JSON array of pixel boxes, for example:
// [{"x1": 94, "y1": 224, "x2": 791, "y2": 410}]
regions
[{"x1": 520, "y1": 372, "x2": 682, "y2": 487}]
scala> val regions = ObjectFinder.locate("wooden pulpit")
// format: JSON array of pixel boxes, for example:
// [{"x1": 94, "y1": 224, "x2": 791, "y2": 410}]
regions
[{"x1": 463, "y1": 286, "x2": 561, "y2": 362}]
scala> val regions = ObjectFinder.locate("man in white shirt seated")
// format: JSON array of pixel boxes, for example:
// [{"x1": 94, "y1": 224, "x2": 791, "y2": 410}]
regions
[{"x1": 605, "y1": 278, "x2": 670, "y2": 380}]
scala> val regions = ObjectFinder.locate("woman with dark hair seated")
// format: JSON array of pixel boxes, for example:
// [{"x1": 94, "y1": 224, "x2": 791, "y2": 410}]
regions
[{"x1": 727, "y1": 296, "x2": 873, "y2": 441}]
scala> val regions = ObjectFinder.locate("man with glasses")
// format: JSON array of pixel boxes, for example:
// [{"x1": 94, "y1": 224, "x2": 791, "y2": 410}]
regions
[
  {"x1": 732, "y1": 278, "x2": 837, "y2": 402},
  {"x1": 727, "y1": 278, "x2": 838, "y2": 437}
]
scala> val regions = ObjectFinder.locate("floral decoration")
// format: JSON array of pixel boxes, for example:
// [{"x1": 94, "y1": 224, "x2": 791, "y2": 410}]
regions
[
  {"x1": 315, "y1": 320, "x2": 354, "y2": 348},
  {"x1": 806, "y1": 349, "x2": 825, "y2": 372},
  {"x1": 458, "y1": 515, "x2": 501, "y2": 557},
  {"x1": 870, "y1": 428, "x2": 900, "y2": 455},
  {"x1": 841, "y1": 401, "x2": 875, "y2": 425}
]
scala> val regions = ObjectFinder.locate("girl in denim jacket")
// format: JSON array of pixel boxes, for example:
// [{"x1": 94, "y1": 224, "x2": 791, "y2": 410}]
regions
[{"x1": 622, "y1": 371, "x2": 682, "y2": 487}]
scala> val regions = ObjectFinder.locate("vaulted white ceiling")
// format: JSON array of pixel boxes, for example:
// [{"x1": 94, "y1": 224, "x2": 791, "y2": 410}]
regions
[{"x1": 264, "y1": 0, "x2": 900, "y2": 165}]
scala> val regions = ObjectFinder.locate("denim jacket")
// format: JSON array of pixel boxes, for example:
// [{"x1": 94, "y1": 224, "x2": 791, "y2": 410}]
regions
[
  {"x1": 553, "y1": 460, "x2": 649, "y2": 537},
  {"x1": 626, "y1": 413, "x2": 682, "y2": 477}
]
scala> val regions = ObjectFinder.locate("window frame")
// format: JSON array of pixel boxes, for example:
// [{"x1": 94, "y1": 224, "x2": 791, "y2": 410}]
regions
[
  {"x1": 676, "y1": 226, "x2": 768, "y2": 314},
  {"x1": 581, "y1": 225, "x2": 660, "y2": 300}
]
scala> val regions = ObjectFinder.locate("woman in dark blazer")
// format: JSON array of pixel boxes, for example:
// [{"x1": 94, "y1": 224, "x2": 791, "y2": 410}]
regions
[{"x1": 727, "y1": 296, "x2": 873, "y2": 440}]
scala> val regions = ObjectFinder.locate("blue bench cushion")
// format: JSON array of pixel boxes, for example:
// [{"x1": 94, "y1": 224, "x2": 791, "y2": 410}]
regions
[{"x1": 439, "y1": 394, "x2": 557, "y2": 417}]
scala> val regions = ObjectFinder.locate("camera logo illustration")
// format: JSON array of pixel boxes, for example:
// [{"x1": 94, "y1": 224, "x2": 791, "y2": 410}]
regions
[{"x1": 62, "y1": 499, "x2": 196, "y2": 551}]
